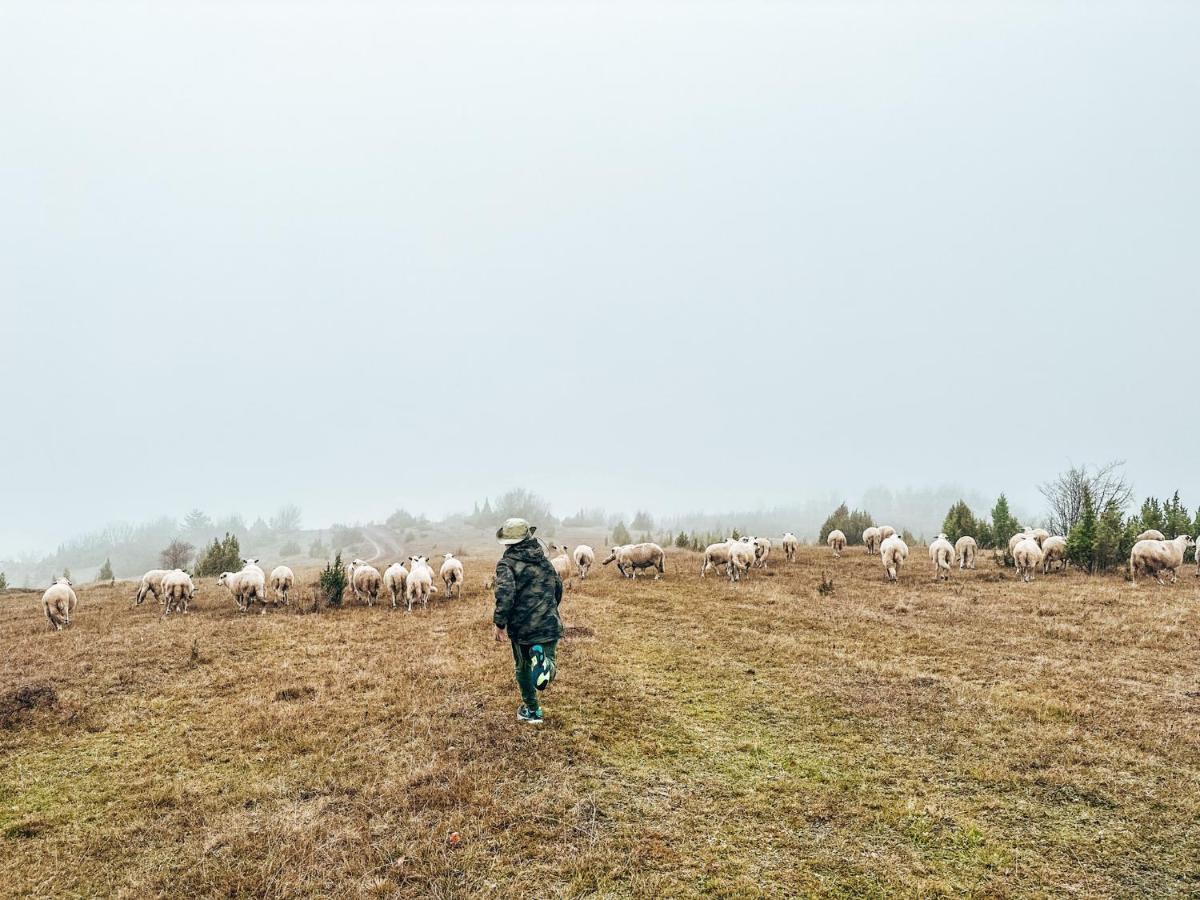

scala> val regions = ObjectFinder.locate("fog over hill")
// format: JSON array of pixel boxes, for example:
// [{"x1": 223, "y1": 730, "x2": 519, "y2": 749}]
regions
[
  {"x1": 3, "y1": 3, "x2": 1197, "y2": 564},
  {"x1": 0, "y1": 483, "x2": 1027, "y2": 588}
]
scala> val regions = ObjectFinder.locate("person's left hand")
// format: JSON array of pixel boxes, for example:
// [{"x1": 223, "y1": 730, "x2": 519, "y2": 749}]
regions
[{"x1": 493, "y1": 625, "x2": 505, "y2": 643}]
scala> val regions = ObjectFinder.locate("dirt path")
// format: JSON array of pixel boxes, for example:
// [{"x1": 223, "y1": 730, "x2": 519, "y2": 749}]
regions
[{"x1": 359, "y1": 526, "x2": 400, "y2": 564}]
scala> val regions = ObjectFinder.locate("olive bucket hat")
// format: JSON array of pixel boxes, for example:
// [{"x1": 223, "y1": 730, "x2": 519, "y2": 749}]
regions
[{"x1": 496, "y1": 517, "x2": 536, "y2": 545}]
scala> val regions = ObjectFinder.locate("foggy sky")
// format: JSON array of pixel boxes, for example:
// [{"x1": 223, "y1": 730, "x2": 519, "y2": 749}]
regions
[{"x1": 3, "y1": 1, "x2": 1198, "y2": 556}]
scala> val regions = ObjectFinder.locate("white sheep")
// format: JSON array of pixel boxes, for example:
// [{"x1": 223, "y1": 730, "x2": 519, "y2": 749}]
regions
[
  {"x1": 1008, "y1": 530, "x2": 1033, "y2": 561},
  {"x1": 42, "y1": 577, "x2": 78, "y2": 630},
  {"x1": 752, "y1": 536, "x2": 772, "y2": 568},
  {"x1": 955, "y1": 536, "x2": 978, "y2": 569},
  {"x1": 1041, "y1": 536, "x2": 1067, "y2": 574},
  {"x1": 928, "y1": 534, "x2": 954, "y2": 580},
  {"x1": 781, "y1": 532, "x2": 799, "y2": 562},
  {"x1": 270, "y1": 565, "x2": 294, "y2": 605},
  {"x1": 218, "y1": 567, "x2": 266, "y2": 612},
  {"x1": 405, "y1": 556, "x2": 436, "y2": 611},
  {"x1": 161, "y1": 569, "x2": 195, "y2": 616},
  {"x1": 350, "y1": 561, "x2": 383, "y2": 606},
  {"x1": 383, "y1": 562, "x2": 410, "y2": 609},
  {"x1": 862, "y1": 527, "x2": 881, "y2": 555},
  {"x1": 700, "y1": 541, "x2": 732, "y2": 578},
  {"x1": 1130, "y1": 535, "x2": 1193, "y2": 585},
  {"x1": 602, "y1": 542, "x2": 666, "y2": 580},
  {"x1": 826, "y1": 530, "x2": 847, "y2": 557},
  {"x1": 134, "y1": 569, "x2": 168, "y2": 606},
  {"x1": 1136, "y1": 529, "x2": 1165, "y2": 542},
  {"x1": 439, "y1": 553, "x2": 464, "y2": 599},
  {"x1": 880, "y1": 534, "x2": 909, "y2": 582},
  {"x1": 1030, "y1": 528, "x2": 1050, "y2": 547},
  {"x1": 878, "y1": 526, "x2": 896, "y2": 542},
  {"x1": 573, "y1": 545, "x2": 595, "y2": 580},
  {"x1": 549, "y1": 543, "x2": 573, "y2": 585},
  {"x1": 1013, "y1": 537, "x2": 1044, "y2": 583},
  {"x1": 727, "y1": 539, "x2": 757, "y2": 583}
]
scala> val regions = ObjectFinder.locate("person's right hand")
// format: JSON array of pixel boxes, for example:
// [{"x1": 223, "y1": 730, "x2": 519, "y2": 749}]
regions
[{"x1": 493, "y1": 625, "x2": 505, "y2": 643}]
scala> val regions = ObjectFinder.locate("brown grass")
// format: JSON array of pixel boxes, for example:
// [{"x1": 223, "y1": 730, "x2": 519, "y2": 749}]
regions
[{"x1": 2, "y1": 547, "x2": 1198, "y2": 897}]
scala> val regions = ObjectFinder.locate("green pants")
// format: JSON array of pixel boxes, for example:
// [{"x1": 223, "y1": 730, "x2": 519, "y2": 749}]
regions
[{"x1": 510, "y1": 640, "x2": 557, "y2": 710}]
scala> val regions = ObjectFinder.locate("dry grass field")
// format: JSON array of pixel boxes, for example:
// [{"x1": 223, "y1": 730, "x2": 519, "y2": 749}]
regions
[{"x1": 2, "y1": 546, "x2": 1198, "y2": 898}]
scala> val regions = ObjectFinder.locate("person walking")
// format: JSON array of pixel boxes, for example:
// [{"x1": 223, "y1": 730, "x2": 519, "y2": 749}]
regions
[{"x1": 492, "y1": 518, "x2": 563, "y2": 725}]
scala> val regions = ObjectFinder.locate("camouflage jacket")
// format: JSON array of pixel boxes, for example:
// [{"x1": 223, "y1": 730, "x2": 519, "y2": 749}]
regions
[{"x1": 493, "y1": 537, "x2": 563, "y2": 644}]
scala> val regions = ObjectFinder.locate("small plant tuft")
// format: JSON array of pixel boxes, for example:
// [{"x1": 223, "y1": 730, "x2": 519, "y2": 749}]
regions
[
  {"x1": 817, "y1": 573, "x2": 835, "y2": 596},
  {"x1": 320, "y1": 553, "x2": 348, "y2": 608}
]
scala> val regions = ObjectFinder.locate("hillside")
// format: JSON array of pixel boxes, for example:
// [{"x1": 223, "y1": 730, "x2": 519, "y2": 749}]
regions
[{"x1": 2, "y1": 547, "x2": 1198, "y2": 896}]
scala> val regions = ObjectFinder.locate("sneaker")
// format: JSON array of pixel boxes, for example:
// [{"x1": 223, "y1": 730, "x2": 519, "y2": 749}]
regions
[
  {"x1": 516, "y1": 704, "x2": 544, "y2": 725},
  {"x1": 529, "y1": 644, "x2": 554, "y2": 692}
]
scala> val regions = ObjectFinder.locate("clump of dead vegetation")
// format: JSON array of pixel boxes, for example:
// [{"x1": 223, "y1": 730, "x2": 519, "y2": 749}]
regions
[{"x1": 0, "y1": 682, "x2": 58, "y2": 728}]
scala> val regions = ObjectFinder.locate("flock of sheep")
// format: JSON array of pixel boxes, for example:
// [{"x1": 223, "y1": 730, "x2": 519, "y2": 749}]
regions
[
  {"x1": 352, "y1": 554, "x2": 464, "y2": 612},
  {"x1": 35, "y1": 525, "x2": 1196, "y2": 630},
  {"x1": 823, "y1": 524, "x2": 1196, "y2": 586}
]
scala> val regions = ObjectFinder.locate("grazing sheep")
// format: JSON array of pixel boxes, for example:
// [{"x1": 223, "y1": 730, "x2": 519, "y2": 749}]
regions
[
  {"x1": 269, "y1": 565, "x2": 294, "y2": 605},
  {"x1": 439, "y1": 553, "x2": 464, "y2": 599},
  {"x1": 349, "y1": 561, "x2": 383, "y2": 606},
  {"x1": 1008, "y1": 530, "x2": 1033, "y2": 561},
  {"x1": 161, "y1": 569, "x2": 195, "y2": 616},
  {"x1": 549, "y1": 543, "x2": 573, "y2": 585},
  {"x1": 701, "y1": 541, "x2": 733, "y2": 578},
  {"x1": 880, "y1": 535, "x2": 908, "y2": 581},
  {"x1": 727, "y1": 539, "x2": 758, "y2": 583},
  {"x1": 1136, "y1": 529, "x2": 1165, "y2": 542},
  {"x1": 134, "y1": 569, "x2": 168, "y2": 605},
  {"x1": 752, "y1": 536, "x2": 772, "y2": 568},
  {"x1": 405, "y1": 556, "x2": 436, "y2": 611},
  {"x1": 235, "y1": 565, "x2": 267, "y2": 610},
  {"x1": 862, "y1": 527, "x2": 881, "y2": 555},
  {"x1": 1030, "y1": 528, "x2": 1050, "y2": 548},
  {"x1": 929, "y1": 534, "x2": 955, "y2": 580},
  {"x1": 602, "y1": 542, "x2": 666, "y2": 580},
  {"x1": 827, "y1": 530, "x2": 847, "y2": 557},
  {"x1": 955, "y1": 536, "x2": 978, "y2": 569},
  {"x1": 573, "y1": 545, "x2": 595, "y2": 580},
  {"x1": 1013, "y1": 537, "x2": 1044, "y2": 582},
  {"x1": 383, "y1": 562, "x2": 410, "y2": 609},
  {"x1": 781, "y1": 532, "x2": 799, "y2": 562},
  {"x1": 218, "y1": 567, "x2": 266, "y2": 612},
  {"x1": 1130, "y1": 535, "x2": 1194, "y2": 585},
  {"x1": 878, "y1": 526, "x2": 896, "y2": 542},
  {"x1": 42, "y1": 578, "x2": 78, "y2": 630},
  {"x1": 1041, "y1": 536, "x2": 1067, "y2": 574}
]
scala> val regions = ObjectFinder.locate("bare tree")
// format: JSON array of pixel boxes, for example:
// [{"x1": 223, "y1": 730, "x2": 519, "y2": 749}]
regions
[
  {"x1": 270, "y1": 504, "x2": 303, "y2": 532},
  {"x1": 160, "y1": 539, "x2": 195, "y2": 570},
  {"x1": 1039, "y1": 461, "x2": 1133, "y2": 535}
]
